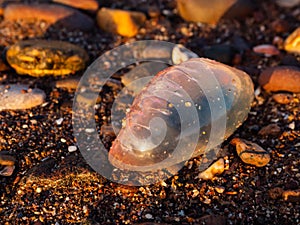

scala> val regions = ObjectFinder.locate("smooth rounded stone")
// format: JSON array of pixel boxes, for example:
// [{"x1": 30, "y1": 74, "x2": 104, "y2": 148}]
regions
[
  {"x1": 96, "y1": 8, "x2": 146, "y2": 37},
  {"x1": 275, "y1": 0, "x2": 300, "y2": 8},
  {"x1": 55, "y1": 76, "x2": 80, "y2": 91},
  {"x1": 258, "y1": 66, "x2": 300, "y2": 92},
  {"x1": 177, "y1": 0, "x2": 237, "y2": 25},
  {"x1": 197, "y1": 158, "x2": 225, "y2": 180},
  {"x1": 230, "y1": 138, "x2": 270, "y2": 167},
  {"x1": 52, "y1": 0, "x2": 99, "y2": 12},
  {"x1": 284, "y1": 27, "x2": 300, "y2": 54},
  {"x1": 258, "y1": 124, "x2": 281, "y2": 136},
  {"x1": 282, "y1": 189, "x2": 300, "y2": 202},
  {"x1": 0, "y1": 84, "x2": 45, "y2": 111},
  {"x1": 3, "y1": 3, "x2": 94, "y2": 31},
  {"x1": 6, "y1": 40, "x2": 89, "y2": 77},
  {"x1": 222, "y1": 0, "x2": 256, "y2": 20},
  {"x1": 252, "y1": 44, "x2": 280, "y2": 57},
  {"x1": 272, "y1": 93, "x2": 294, "y2": 104},
  {"x1": 0, "y1": 151, "x2": 15, "y2": 176},
  {"x1": 203, "y1": 44, "x2": 236, "y2": 64},
  {"x1": 109, "y1": 58, "x2": 254, "y2": 171}
]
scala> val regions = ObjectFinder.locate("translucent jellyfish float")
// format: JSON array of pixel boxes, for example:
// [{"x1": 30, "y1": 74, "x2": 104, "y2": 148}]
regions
[
  {"x1": 109, "y1": 58, "x2": 254, "y2": 171},
  {"x1": 73, "y1": 41, "x2": 254, "y2": 186}
]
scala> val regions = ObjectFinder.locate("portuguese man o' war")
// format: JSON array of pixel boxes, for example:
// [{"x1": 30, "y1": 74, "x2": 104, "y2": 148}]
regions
[{"x1": 109, "y1": 58, "x2": 254, "y2": 172}]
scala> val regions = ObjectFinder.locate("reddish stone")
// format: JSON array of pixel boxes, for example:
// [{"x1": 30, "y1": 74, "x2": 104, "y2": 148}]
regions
[{"x1": 258, "y1": 66, "x2": 300, "y2": 92}]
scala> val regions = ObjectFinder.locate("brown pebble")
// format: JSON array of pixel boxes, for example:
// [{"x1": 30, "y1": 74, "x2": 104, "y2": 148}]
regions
[
  {"x1": 230, "y1": 138, "x2": 271, "y2": 167},
  {"x1": 271, "y1": 19, "x2": 290, "y2": 33},
  {"x1": 52, "y1": 0, "x2": 99, "y2": 12},
  {"x1": 272, "y1": 93, "x2": 294, "y2": 104},
  {"x1": 4, "y1": 3, "x2": 94, "y2": 31},
  {"x1": 268, "y1": 187, "x2": 283, "y2": 199},
  {"x1": 197, "y1": 158, "x2": 225, "y2": 180},
  {"x1": 258, "y1": 66, "x2": 300, "y2": 92},
  {"x1": 96, "y1": 8, "x2": 146, "y2": 37},
  {"x1": 258, "y1": 123, "x2": 281, "y2": 136},
  {"x1": 55, "y1": 77, "x2": 80, "y2": 91},
  {"x1": 282, "y1": 189, "x2": 300, "y2": 202}
]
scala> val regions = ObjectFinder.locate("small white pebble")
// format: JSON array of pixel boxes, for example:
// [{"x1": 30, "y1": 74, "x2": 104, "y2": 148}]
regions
[
  {"x1": 288, "y1": 122, "x2": 295, "y2": 129},
  {"x1": 60, "y1": 138, "x2": 66, "y2": 143},
  {"x1": 68, "y1": 145, "x2": 77, "y2": 152},
  {"x1": 56, "y1": 118, "x2": 64, "y2": 125},
  {"x1": 36, "y1": 187, "x2": 42, "y2": 193},
  {"x1": 145, "y1": 213, "x2": 153, "y2": 219},
  {"x1": 22, "y1": 124, "x2": 28, "y2": 128},
  {"x1": 85, "y1": 128, "x2": 95, "y2": 133}
]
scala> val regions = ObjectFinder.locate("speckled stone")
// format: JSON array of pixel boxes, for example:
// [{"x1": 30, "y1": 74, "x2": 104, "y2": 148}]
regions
[
  {"x1": 258, "y1": 66, "x2": 300, "y2": 92},
  {"x1": 3, "y1": 3, "x2": 94, "y2": 31},
  {"x1": 230, "y1": 138, "x2": 270, "y2": 167},
  {"x1": 0, "y1": 84, "x2": 45, "y2": 111}
]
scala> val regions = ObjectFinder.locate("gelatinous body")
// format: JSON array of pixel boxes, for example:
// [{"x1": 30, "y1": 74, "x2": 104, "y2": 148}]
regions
[
  {"x1": 109, "y1": 58, "x2": 254, "y2": 171},
  {"x1": 6, "y1": 40, "x2": 89, "y2": 77}
]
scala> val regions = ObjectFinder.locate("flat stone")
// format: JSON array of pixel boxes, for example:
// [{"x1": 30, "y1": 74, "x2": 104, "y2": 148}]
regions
[
  {"x1": 230, "y1": 138, "x2": 270, "y2": 167},
  {"x1": 0, "y1": 84, "x2": 45, "y2": 111},
  {"x1": 258, "y1": 66, "x2": 300, "y2": 92},
  {"x1": 197, "y1": 158, "x2": 225, "y2": 180},
  {"x1": 96, "y1": 8, "x2": 146, "y2": 37},
  {"x1": 284, "y1": 27, "x2": 300, "y2": 54},
  {"x1": 0, "y1": 151, "x2": 16, "y2": 176},
  {"x1": 52, "y1": 0, "x2": 99, "y2": 12},
  {"x1": 272, "y1": 93, "x2": 294, "y2": 104},
  {"x1": 258, "y1": 124, "x2": 281, "y2": 136},
  {"x1": 6, "y1": 40, "x2": 89, "y2": 77},
  {"x1": 253, "y1": 44, "x2": 280, "y2": 57},
  {"x1": 177, "y1": 0, "x2": 237, "y2": 25},
  {"x1": 3, "y1": 3, "x2": 94, "y2": 31},
  {"x1": 55, "y1": 77, "x2": 80, "y2": 91}
]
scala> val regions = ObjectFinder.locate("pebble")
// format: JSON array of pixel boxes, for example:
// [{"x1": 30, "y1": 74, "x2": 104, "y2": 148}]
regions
[
  {"x1": 3, "y1": 3, "x2": 94, "y2": 31},
  {"x1": 272, "y1": 93, "x2": 294, "y2": 104},
  {"x1": 52, "y1": 0, "x2": 99, "y2": 12},
  {"x1": 282, "y1": 189, "x2": 300, "y2": 202},
  {"x1": 258, "y1": 124, "x2": 281, "y2": 136},
  {"x1": 0, "y1": 84, "x2": 46, "y2": 111},
  {"x1": 268, "y1": 187, "x2": 284, "y2": 199},
  {"x1": 6, "y1": 39, "x2": 89, "y2": 77},
  {"x1": 258, "y1": 66, "x2": 300, "y2": 92},
  {"x1": 203, "y1": 44, "x2": 236, "y2": 64},
  {"x1": 275, "y1": 0, "x2": 300, "y2": 8},
  {"x1": 252, "y1": 44, "x2": 280, "y2": 57},
  {"x1": 230, "y1": 138, "x2": 271, "y2": 167},
  {"x1": 284, "y1": 27, "x2": 300, "y2": 54},
  {"x1": 68, "y1": 146, "x2": 77, "y2": 152},
  {"x1": 222, "y1": 0, "x2": 256, "y2": 20},
  {"x1": 96, "y1": 8, "x2": 146, "y2": 37},
  {"x1": 55, "y1": 77, "x2": 80, "y2": 91},
  {"x1": 0, "y1": 152, "x2": 16, "y2": 176},
  {"x1": 177, "y1": 0, "x2": 237, "y2": 25},
  {"x1": 197, "y1": 158, "x2": 225, "y2": 180}
]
